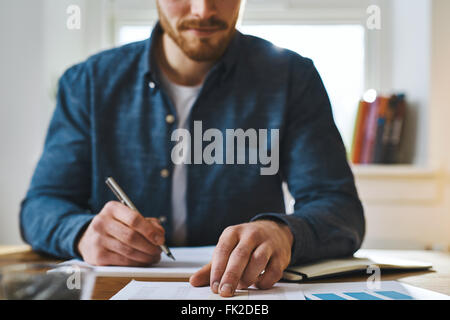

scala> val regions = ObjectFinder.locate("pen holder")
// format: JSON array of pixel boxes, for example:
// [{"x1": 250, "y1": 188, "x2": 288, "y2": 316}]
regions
[{"x1": 0, "y1": 263, "x2": 96, "y2": 300}]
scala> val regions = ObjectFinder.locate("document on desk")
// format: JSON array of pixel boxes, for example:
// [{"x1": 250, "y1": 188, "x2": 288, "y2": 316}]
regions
[
  {"x1": 110, "y1": 280, "x2": 306, "y2": 300},
  {"x1": 301, "y1": 281, "x2": 450, "y2": 300},
  {"x1": 62, "y1": 246, "x2": 215, "y2": 278},
  {"x1": 110, "y1": 280, "x2": 449, "y2": 300}
]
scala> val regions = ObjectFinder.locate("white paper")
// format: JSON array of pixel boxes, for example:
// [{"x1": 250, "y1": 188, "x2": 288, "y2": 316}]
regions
[
  {"x1": 61, "y1": 246, "x2": 214, "y2": 278},
  {"x1": 300, "y1": 281, "x2": 449, "y2": 300},
  {"x1": 110, "y1": 280, "x2": 449, "y2": 300},
  {"x1": 110, "y1": 280, "x2": 306, "y2": 300}
]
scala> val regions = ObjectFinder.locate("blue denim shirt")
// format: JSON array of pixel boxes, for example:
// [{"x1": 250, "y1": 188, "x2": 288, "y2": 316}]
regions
[{"x1": 20, "y1": 23, "x2": 365, "y2": 266}]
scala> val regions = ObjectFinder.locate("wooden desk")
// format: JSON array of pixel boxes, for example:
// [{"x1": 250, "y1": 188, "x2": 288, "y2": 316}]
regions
[{"x1": 1, "y1": 246, "x2": 449, "y2": 300}]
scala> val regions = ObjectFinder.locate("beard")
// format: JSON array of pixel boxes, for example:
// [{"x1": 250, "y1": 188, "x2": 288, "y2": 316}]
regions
[{"x1": 157, "y1": 5, "x2": 239, "y2": 62}]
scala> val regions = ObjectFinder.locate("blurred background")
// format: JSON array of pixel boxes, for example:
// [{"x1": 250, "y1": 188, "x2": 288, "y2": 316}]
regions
[{"x1": 0, "y1": 0, "x2": 449, "y2": 251}]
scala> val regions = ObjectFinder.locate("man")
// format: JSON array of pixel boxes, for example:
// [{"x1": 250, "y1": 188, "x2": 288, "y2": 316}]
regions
[{"x1": 20, "y1": 0, "x2": 365, "y2": 298}]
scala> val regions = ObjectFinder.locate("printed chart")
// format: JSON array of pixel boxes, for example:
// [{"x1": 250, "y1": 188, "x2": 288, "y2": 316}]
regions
[{"x1": 301, "y1": 281, "x2": 448, "y2": 300}]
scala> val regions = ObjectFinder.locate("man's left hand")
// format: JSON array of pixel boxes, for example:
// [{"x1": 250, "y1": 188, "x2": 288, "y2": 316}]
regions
[{"x1": 189, "y1": 220, "x2": 294, "y2": 297}]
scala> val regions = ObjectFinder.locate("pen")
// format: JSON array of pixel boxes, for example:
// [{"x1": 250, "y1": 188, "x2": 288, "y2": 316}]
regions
[{"x1": 105, "y1": 177, "x2": 176, "y2": 261}]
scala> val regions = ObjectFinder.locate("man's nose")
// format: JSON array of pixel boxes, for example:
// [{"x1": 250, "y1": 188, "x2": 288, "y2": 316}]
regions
[{"x1": 190, "y1": 0, "x2": 217, "y2": 20}]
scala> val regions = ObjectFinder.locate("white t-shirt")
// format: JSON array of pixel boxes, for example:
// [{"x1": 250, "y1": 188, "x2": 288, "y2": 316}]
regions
[{"x1": 160, "y1": 72, "x2": 202, "y2": 246}]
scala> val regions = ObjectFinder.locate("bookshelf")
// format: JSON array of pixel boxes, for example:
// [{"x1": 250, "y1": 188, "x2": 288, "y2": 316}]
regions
[
  {"x1": 351, "y1": 164, "x2": 440, "y2": 180},
  {"x1": 351, "y1": 164, "x2": 443, "y2": 205}
]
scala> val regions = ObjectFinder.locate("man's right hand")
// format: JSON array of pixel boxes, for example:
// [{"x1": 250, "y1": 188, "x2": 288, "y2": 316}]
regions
[{"x1": 77, "y1": 201, "x2": 165, "y2": 266}]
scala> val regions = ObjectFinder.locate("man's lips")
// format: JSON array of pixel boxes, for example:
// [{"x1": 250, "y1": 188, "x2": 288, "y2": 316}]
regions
[{"x1": 184, "y1": 27, "x2": 224, "y2": 36}]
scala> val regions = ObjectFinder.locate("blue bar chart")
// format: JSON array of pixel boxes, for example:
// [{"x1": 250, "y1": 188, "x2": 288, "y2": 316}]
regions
[
  {"x1": 306, "y1": 290, "x2": 414, "y2": 300},
  {"x1": 302, "y1": 281, "x2": 420, "y2": 300}
]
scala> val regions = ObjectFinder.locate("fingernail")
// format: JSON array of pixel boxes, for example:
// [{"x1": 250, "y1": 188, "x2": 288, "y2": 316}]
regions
[
  {"x1": 212, "y1": 281, "x2": 219, "y2": 293},
  {"x1": 220, "y1": 283, "x2": 233, "y2": 296}
]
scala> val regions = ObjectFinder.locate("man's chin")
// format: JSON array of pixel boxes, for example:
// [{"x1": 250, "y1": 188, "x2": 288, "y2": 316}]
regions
[
  {"x1": 182, "y1": 48, "x2": 224, "y2": 62},
  {"x1": 179, "y1": 38, "x2": 228, "y2": 62},
  {"x1": 180, "y1": 31, "x2": 225, "y2": 47}
]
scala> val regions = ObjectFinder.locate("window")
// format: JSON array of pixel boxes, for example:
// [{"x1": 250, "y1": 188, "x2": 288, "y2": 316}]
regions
[
  {"x1": 239, "y1": 24, "x2": 365, "y2": 150},
  {"x1": 118, "y1": 25, "x2": 153, "y2": 46}
]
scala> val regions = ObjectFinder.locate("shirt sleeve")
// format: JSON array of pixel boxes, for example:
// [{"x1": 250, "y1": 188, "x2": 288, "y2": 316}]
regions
[
  {"x1": 19, "y1": 63, "x2": 95, "y2": 259},
  {"x1": 252, "y1": 58, "x2": 365, "y2": 267}
]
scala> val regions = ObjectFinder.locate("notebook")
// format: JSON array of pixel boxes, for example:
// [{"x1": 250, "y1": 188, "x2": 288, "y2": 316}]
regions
[
  {"x1": 282, "y1": 250, "x2": 433, "y2": 281},
  {"x1": 61, "y1": 246, "x2": 214, "y2": 278},
  {"x1": 61, "y1": 247, "x2": 432, "y2": 281}
]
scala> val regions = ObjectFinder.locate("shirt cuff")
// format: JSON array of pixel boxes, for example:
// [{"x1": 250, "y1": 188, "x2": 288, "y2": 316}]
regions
[
  {"x1": 251, "y1": 213, "x2": 314, "y2": 267},
  {"x1": 65, "y1": 214, "x2": 95, "y2": 259}
]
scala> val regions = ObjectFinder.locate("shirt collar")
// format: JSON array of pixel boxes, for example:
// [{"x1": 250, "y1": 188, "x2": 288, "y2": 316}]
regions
[
  {"x1": 218, "y1": 28, "x2": 243, "y2": 78},
  {"x1": 140, "y1": 22, "x2": 161, "y2": 82},
  {"x1": 141, "y1": 21, "x2": 243, "y2": 83}
]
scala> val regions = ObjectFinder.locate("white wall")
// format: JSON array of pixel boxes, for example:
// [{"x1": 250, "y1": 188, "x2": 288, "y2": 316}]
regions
[
  {"x1": 429, "y1": 0, "x2": 450, "y2": 173},
  {"x1": 429, "y1": 0, "x2": 450, "y2": 248},
  {"x1": 0, "y1": 0, "x2": 108, "y2": 244},
  {"x1": 388, "y1": 0, "x2": 431, "y2": 165},
  {"x1": 0, "y1": 1, "x2": 47, "y2": 244},
  {"x1": 359, "y1": 0, "x2": 449, "y2": 251}
]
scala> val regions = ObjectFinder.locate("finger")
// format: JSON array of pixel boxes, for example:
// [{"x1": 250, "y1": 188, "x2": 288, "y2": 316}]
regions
[
  {"x1": 114, "y1": 205, "x2": 165, "y2": 244},
  {"x1": 102, "y1": 235, "x2": 162, "y2": 265},
  {"x1": 103, "y1": 217, "x2": 162, "y2": 256},
  {"x1": 218, "y1": 242, "x2": 257, "y2": 297},
  {"x1": 95, "y1": 248, "x2": 152, "y2": 267},
  {"x1": 210, "y1": 228, "x2": 239, "y2": 294},
  {"x1": 189, "y1": 262, "x2": 212, "y2": 287},
  {"x1": 237, "y1": 244, "x2": 272, "y2": 289},
  {"x1": 143, "y1": 217, "x2": 166, "y2": 244},
  {"x1": 254, "y1": 257, "x2": 284, "y2": 290},
  {"x1": 145, "y1": 217, "x2": 166, "y2": 233},
  {"x1": 106, "y1": 202, "x2": 165, "y2": 245}
]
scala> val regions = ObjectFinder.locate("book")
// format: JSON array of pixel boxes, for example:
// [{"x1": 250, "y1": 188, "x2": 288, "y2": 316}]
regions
[
  {"x1": 383, "y1": 94, "x2": 407, "y2": 163},
  {"x1": 282, "y1": 250, "x2": 432, "y2": 282},
  {"x1": 372, "y1": 96, "x2": 390, "y2": 163},
  {"x1": 350, "y1": 94, "x2": 407, "y2": 165},
  {"x1": 360, "y1": 98, "x2": 383, "y2": 164},
  {"x1": 351, "y1": 100, "x2": 370, "y2": 164}
]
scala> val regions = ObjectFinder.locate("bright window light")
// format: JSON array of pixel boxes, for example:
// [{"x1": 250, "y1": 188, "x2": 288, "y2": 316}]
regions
[
  {"x1": 239, "y1": 24, "x2": 366, "y2": 150},
  {"x1": 363, "y1": 89, "x2": 378, "y2": 103},
  {"x1": 117, "y1": 24, "x2": 366, "y2": 150},
  {"x1": 118, "y1": 25, "x2": 153, "y2": 46}
]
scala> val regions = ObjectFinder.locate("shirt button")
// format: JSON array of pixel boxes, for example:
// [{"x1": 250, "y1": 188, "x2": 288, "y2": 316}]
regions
[
  {"x1": 149, "y1": 81, "x2": 156, "y2": 89},
  {"x1": 160, "y1": 169, "x2": 170, "y2": 178},
  {"x1": 166, "y1": 114, "x2": 175, "y2": 124}
]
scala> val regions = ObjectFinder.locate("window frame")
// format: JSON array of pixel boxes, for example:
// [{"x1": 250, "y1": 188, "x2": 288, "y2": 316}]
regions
[
  {"x1": 239, "y1": 2, "x2": 381, "y2": 94},
  {"x1": 110, "y1": 0, "x2": 382, "y2": 96},
  {"x1": 112, "y1": 8, "x2": 159, "y2": 46}
]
